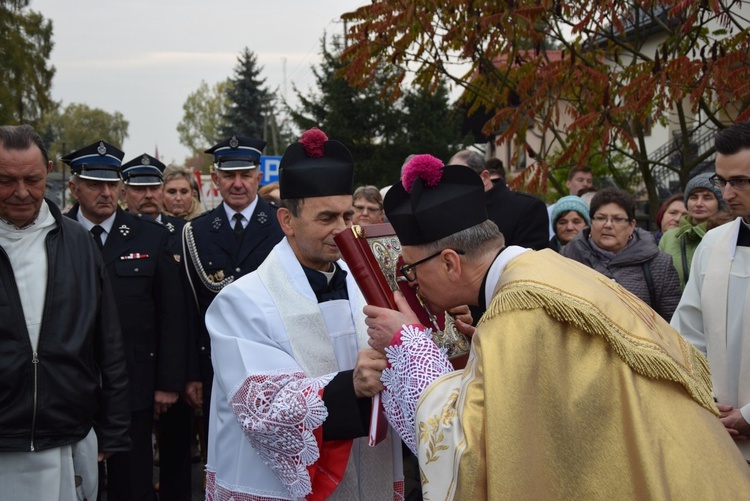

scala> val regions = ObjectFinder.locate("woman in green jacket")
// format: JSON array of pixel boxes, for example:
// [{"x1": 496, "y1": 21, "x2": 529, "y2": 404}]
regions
[{"x1": 658, "y1": 172, "x2": 725, "y2": 288}]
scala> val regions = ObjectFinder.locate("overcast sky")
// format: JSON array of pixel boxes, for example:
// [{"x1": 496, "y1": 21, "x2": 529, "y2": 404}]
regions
[{"x1": 32, "y1": 0, "x2": 365, "y2": 165}]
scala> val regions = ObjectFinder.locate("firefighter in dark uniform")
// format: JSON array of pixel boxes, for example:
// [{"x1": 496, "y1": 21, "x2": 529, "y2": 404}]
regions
[
  {"x1": 121, "y1": 153, "x2": 186, "y2": 261},
  {"x1": 121, "y1": 152, "x2": 192, "y2": 500},
  {"x1": 182, "y1": 135, "x2": 284, "y2": 442},
  {"x1": 63, "y1": 141, "x2": 185, "y2": 501}
]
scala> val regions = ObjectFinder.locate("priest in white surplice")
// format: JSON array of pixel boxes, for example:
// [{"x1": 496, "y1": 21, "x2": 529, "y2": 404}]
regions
[
  {"x1": 204, "y1": 128, "x2": 403, "y2": 500},
  {"x1": 671, "y1": 121, "x2": 750, "y2": 461}
]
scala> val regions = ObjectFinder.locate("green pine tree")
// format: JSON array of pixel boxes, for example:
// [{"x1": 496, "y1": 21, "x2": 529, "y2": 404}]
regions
[
  {"x1": 220, "y1": 48, "x2": 272, "y2": 140},
  {"x1": 290, "y1": 36, "x2": 462, "y2": 188}
]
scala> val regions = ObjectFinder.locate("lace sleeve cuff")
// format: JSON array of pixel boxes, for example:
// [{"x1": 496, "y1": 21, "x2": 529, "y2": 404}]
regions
[
  {"x1": 380, "y1": 324, "x2": 454, "y2": 454},
  {"x1": 229, "y1": 370, "x2": 335, "y2": 498}
]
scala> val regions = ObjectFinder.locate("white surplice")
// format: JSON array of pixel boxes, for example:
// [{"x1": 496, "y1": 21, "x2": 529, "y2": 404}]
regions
[
  {"x1": 671, "y1": 217, "x2": 750, "y2": 459},
  {"x1": 205, "y1": 238, "x2": 402, "y2": 500}
]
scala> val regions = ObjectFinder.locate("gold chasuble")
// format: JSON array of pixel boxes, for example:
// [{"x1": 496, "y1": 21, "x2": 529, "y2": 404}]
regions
[{"x1": 416, "y1": 250, "x2": 750, "y2": 500}]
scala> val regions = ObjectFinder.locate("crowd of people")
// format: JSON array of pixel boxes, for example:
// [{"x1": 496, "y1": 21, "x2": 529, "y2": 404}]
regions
[{"x1": 0, "y1": 120, "x2": 749, "y2": 501}]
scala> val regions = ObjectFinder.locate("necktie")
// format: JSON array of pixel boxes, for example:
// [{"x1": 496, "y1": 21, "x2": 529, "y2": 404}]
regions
[
  {"x1": 90, "y1": 225, "x2": 105, "y2": 251},
  {"x1": 233, "y1": 213, "x2": 244, "y2": 241}
]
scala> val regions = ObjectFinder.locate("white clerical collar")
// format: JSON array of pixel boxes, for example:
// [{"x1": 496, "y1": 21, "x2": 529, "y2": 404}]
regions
[
  {"x1": 223, "y1": 197, "x2": 258, "y2": 227},
  {"x1": 483, "y1": 246, "x2": 530, "y2": 310},
  {"x1": 76, "y1": 210, "x2": 117, "y2": 236},
  {"x1": 319, "y1": 264, "x2": 337, "y2": 285}
]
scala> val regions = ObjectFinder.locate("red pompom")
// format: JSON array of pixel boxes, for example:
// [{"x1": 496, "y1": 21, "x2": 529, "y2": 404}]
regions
[
  {"x1": 299, "y1": 128, "x2": 328, "y2": 158},
  {"x1": 401, "y1": 154, "x2": 444, "y2": 193}
]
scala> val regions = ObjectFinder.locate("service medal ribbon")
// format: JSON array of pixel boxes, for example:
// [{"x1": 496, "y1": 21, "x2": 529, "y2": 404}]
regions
[{"x1": 120, "y1": 253, "x2": 149, "y2": 260}]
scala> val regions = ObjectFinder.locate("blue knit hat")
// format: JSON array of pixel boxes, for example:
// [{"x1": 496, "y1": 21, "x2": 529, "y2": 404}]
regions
[
  {"x1": 551, "y1": 195, "x2": 591, "y2": 225},
  {"x1": 684, "y1": 172, "x2": 725, "y2": 209}
]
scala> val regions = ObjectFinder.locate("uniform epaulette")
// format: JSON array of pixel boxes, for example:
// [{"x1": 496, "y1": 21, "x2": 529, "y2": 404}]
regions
[
  {"x1": 160, "y1": 215, "x2": 185, "y2": 235},
  {"x1": 186, "y1": 208, "x2": 218, "y2": 230},
  {"x1": 129, "y1": 213, "x2": 170, "y2": 233}
]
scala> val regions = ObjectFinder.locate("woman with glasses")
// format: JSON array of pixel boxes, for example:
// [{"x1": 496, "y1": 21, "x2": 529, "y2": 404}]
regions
[
  {"x1": 658, "y1": 173, "x2": 726, "y2": 289},
  {"x1": 352, "y1": 185, "x2": 385, "y2": 225},
  {"x1": 563, "y1": 187, "x2": 681, "y2": 321}
]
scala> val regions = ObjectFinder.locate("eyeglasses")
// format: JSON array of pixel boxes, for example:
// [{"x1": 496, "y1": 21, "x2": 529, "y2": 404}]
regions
[
  {"x1": 591, "y1": 214, "x2": 631, "y2": 225},
  {"x1": 399, "y1": 249, "x2": 465, "y2": 282},
  {"x1": 709, "y1": 174, "x2": 750, "y2": 190},
  {"x1": 353, "y1": 204, "x2": 383, "y2": 213}
]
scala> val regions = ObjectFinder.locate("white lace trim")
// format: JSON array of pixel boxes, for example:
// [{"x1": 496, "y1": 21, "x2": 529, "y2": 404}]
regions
[
  {"x1": 228, "y1": 370, "x2": 336, "y2": 499},
  {"x1": 207, "y1": 469, "x2": 405, "y2": 501},
  {"x1": 206, "y1": 468, "x2": 293, "y2": 500},
  {"x1": 381, "y1": 324, "x2": 454, "y2": 454}
]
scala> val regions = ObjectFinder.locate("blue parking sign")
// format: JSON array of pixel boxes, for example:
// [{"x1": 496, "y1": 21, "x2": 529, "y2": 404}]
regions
[{"x1": 260, "y1": 156, "x2": 281, "y2": 184}]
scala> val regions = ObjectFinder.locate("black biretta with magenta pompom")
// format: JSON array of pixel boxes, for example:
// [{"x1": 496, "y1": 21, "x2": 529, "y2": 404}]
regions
[
  {"x1": 384, "y1": 154, "x2": 487, "y2": 245},
  {"x1": 278, "y1": 128, "x2": 355, "y2": 200}
]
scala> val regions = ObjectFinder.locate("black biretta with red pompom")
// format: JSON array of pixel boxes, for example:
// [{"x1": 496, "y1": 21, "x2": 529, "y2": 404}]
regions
[
  {"x1": 384, "y1": 154, "x2": 487, "y2": 245},
  {"x1": 279, "y1": 128, "x2": 355, "y2": 200}
]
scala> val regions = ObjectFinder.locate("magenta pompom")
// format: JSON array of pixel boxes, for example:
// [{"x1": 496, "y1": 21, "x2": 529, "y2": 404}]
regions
[
  {"x1": 299, "y1": 128, "x2": 328, "y2": 158},
  {"x1": 401, "y1": 154, "x2": 444, "y2": 193}
]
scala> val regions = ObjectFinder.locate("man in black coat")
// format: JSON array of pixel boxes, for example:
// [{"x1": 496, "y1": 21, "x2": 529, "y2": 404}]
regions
[
  {"x1": 182, "y1": 135, "x2": 285, "y2": 443},
  {"x1": 450, "y1": 150, "x2": 549, "y2": 250},
  {"x1": 120, "y1": 152, "x2": 192, "y2": 500},
  {"x1": 449, "y1": 150, "x2": 549, "y2": 327},
  {"x1": 64, "y1": 141, "x2": 185, "y2": 501},
  {"x1": 0, "y1": 125, "x2": 130, "y2": 500}
]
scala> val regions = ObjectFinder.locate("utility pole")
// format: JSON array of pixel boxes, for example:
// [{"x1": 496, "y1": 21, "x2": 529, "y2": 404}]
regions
[
  {"x1": 60, "y1": 142, "x2": 66, "y2": 209},
  {"x1": 282, "y1": 57, "x2": 287, "y2": 104}
]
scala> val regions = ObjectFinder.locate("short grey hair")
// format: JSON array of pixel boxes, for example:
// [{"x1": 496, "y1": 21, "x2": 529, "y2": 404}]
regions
[
  {"x1": 419, "y1": 220, "x2": 504, "y2": 261},
  {"x1": 280, "y1": 197, "x2": 303, "y2": 217},
  {"x1": 449, "y1": 150, "x2": 486, "y2": 175},
  {"x1": 353, "y1": 185, "x2": 383, "y2": 208}
]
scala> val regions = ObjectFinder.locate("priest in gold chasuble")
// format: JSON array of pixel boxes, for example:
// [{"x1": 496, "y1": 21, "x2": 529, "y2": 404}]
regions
[{"x1": 362, "y1": 154, "x2": 750, "y2": 500}]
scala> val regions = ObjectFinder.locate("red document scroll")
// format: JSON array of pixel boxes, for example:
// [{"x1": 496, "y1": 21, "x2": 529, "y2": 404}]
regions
[{"x1": 334, "y1": 224, "x2": 471, "y2": 445}]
